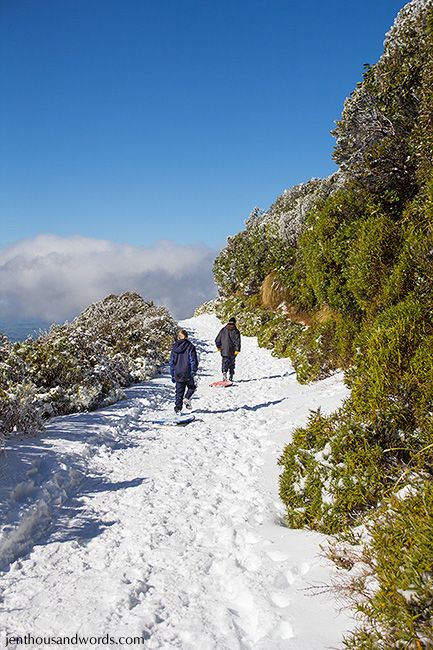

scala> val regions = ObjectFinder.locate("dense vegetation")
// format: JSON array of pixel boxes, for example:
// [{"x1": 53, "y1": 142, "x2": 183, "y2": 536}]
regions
[
  {"x1": 0, "y1": 292, "x2": 177, "y2": 437},
  {"x1": 205, "y1": 1, "x2": 433, "y2": 646}
]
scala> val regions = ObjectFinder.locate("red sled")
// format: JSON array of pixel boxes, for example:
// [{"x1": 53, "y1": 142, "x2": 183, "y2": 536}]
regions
[{"x1": 209, "y1": 380, "x2": 233, "y2": 387}]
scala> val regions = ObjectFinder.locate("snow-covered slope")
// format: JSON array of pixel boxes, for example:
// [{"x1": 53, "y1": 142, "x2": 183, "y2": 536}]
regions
[{"x1": 0, "y1": 314, "x2": 353, "y2": 649}]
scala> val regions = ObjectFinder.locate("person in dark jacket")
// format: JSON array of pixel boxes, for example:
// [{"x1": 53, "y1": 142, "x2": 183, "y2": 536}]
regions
[
  {"x1": 215, "y1": 317, "x2": 241, "y2": 381},
  {"x1": 169, "y1": 329, "x2": 199, "y2": 414}
]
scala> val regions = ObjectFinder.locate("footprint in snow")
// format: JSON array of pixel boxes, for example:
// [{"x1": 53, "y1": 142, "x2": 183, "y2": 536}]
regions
[
  {"x1": 266, "y1": 549, "x2": 289, "y2": 562},
  {"x1": 277, "y1": 619, "x2": 295, "y2": 640},
  {"x1": 271, "y1": 591, "x2": 291, "y2": 608}
]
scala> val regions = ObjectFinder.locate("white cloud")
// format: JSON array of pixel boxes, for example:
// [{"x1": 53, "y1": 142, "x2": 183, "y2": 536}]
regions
[{"x1": 0, "y1": 234, "x2": 217, "y2": 321}]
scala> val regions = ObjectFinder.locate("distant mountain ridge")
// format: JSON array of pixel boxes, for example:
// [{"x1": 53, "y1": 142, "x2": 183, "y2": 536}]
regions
[{"x1": 0, "y1": 319, "x2": 53, "y2": 342}]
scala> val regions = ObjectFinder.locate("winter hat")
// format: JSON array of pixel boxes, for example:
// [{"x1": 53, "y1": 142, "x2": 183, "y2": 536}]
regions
[{"x1": 228, "y1": 317, "x2": 236, "y2": 324}]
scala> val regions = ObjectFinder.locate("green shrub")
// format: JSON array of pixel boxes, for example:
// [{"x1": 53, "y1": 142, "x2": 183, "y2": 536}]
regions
[
  {"x1": 256, "y1": 316, "x2": 293, "y2": 350},
  {"x1": 350, "y1": 295, "x2": 433, "y2": 434},
  {"x1": 345, "y1": 214, "x2": 400, "y2": 313},
  {"x1": 379, "y1": 186, "x2": 433, "y2": 308},
  {"x1": 286, "y1": 323, "x2": 338, "y2": 384},
  {"x1": 278, "y1": 409, "x2": 389, "y2": 533},
  {"x1": 262, "y1": 313, "x2": 358, "y2": 383},
  {"x1": 213, "y1": 212, "x2": 288, "y2": 297},
  {"x1": 214, "y1": 295, "x2": 274, "y2": 337},
  {"x1": 341, "y1": 477, "x2": 433, "y2": 649},
  {"x1": 299, "y1": 187, "x2": 377, "y2": 314}
]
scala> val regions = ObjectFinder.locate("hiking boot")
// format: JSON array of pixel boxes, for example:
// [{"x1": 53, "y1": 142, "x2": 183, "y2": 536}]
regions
[
  {"x1": 222, "y1": 372, "x2": 227, "y2": 381},
  {"x1": 229, "y1": 373, "x2": 234, "y2": 382},
  {"x1": 184, "y1": 398, "x2": 192, "y2": 410}
]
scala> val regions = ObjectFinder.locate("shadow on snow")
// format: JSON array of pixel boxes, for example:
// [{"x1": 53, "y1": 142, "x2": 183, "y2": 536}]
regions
[
  {"x1": 234, "y1": 372, "x2": 296, "y2": 383},
  {"x1": 194, "y1": 397, "x2": 287, "y2": 415}
]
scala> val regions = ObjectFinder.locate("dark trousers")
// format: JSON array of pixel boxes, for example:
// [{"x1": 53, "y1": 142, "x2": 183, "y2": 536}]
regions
[
  {"x1": 175, "y1": 378, "x2": 196, "y2": 412},
  {"x1": 221, "y1": 355, "x2": 236, "y2": 376}
]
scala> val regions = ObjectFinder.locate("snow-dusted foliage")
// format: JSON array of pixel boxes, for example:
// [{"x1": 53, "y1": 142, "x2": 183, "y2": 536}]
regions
[
  {"x1": 0, "y1": 293, "x2": 177, "y2": 436},
  {"x1": 69, "y1": 292, "x2": 177, "y2": 381},
  {"x1": 193, "y1": 298, "x2": 223, "y2": 316},
  {"x1": 213, "y1": 174, "x2": 342, "y2": 298},
  {"x1": 333, "y1": 0, "x2": 433, "y2": 196},
  {"x1": 261, "y1": 173, "x2": 344, "y2": 246},
  {"x1": 0, "y1": 334, "x2": 44, "y2": 436},
  {"x1": 331, "y1": 477, "x2": 433, "y2": 649}
]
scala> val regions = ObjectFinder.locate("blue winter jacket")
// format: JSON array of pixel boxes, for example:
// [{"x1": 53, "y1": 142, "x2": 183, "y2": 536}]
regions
[{"x1": 169, "y1": 339, "x2": 198, "y2": 381}]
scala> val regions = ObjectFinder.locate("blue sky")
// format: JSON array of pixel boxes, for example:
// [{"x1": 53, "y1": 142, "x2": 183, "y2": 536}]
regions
[{"x1": 1, "y1": 0, "x2": 407, "y2": 250}]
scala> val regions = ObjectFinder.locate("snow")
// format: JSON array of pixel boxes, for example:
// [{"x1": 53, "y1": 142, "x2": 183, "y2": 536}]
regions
[{"x1": 0, "y1": 314, "x2": 353, "y2": 649}]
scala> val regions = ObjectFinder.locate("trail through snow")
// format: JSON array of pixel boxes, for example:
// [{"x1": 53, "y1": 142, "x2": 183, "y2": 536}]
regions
[{"x1": 0, "y1": 314, "x2": 353, "y2": 649}]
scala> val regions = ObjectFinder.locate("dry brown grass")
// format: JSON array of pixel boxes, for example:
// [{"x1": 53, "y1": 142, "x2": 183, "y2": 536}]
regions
[
  {"x1": 260, "y1": 273, "x2": 313, "y2": 325},
  {"x1": 313, "y1": 304, "x2": 341, "y2": 324}
]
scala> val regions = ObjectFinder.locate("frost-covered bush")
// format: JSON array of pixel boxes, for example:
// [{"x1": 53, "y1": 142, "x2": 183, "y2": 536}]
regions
[
  {"x1": 412, "y1": 7, "x2": 433, "y2": 185},
  {"x1": 213, "y1": 175, "x2": 342, "y2": 299},
  {"x1": 257, "y1": 316, "x2": 303, "y2": 352},
  {"x1": 193, "y1": 298, "x2": 223, "y2": 317},
  {"x1": 280, "y1": 408, "x2": 433, "y2": 642},
  {"x1": 333, "y1": 0, "x2": 433, "y2": 198},
  {"x1": 278, "y1": 409, "x2": 389, "y2": 533},
  {"x1": 0, "y1": 292, "x2": 177, "y2": 435},
  {"x1": 335, "y1": 475, "x2": 433, "y2": 649},
  {"x1": 0, "y1": 334, "x2": 43, "y2": 435},
  {"x1": 0, "y1": 383, "x2": 45, "y2": 437},
  {"x1": 286, "y1": 320, "x2": 344, "y2": 384},
  {"x1": 213, "y1": 208, "x2": 287, "y2": 297},
  {"x1": 258, "y1": 316, "x2": 339, "y2": 383},
  {"x1": 71, "y1": 292, "x2": 176, "y2": 374},
  {"x1": 261, "y1": 173, "x2": 344, "y2": 247}
]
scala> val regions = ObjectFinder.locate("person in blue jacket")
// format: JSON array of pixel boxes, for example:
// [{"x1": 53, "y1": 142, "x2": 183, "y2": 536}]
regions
[{"x1": 169, "y1": 329, "x2": 199, "y2": 414}]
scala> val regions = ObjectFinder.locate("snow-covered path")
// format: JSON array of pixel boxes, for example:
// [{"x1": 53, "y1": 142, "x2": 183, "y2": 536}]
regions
[{"x1": 0, "y1": 314, "x2": 353, "y2": 649}]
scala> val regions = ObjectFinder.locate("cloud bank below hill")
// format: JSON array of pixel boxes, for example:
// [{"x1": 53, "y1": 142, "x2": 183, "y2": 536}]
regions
[{"x1": 0, "y1": 235, "x2": 217, "y2": 322}]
